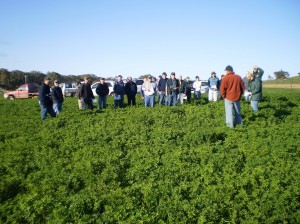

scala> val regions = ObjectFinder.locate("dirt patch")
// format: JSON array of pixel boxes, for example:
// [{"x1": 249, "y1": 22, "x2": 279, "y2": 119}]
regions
[{"x1": 263, "y1": 84, "x2": 300, "y2": 89}]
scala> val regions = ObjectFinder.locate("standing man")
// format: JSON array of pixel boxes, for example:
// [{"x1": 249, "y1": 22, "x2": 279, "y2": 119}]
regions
[
  {"x1": 166, "y1": 72, "x2": 179, "y2": 106},
  {"x1": 38, "y1": 77, "x2": 56, "y2": 120},
  {"x1": 96, "y1": 78, "x2": 109, "y2": 110},
  {"x1": 157, "y1": 72, "x2": 168, "y2": 105},
  {"x1": 208, "y1": 72, "x2": 220, "y2": 102},
  {"x1": 142, "y1": 76, "x2": 155, "y2": 107},
  {"x1": 220, "y1": 65, "x2": 244, "y2": 128},
  {"x1": 243, "y1": 72, "x2": 252, "y2": 101},
  {"x1": 125, "y1": 77, "x2": 137, "y2": 106},
  {"x1": 248, "y1": 73, "x2": 262, "y2": 112},
  {"x1": 185, "y1": 77, "x2": 193, "y2": 103},
  {"x1": 253, "y1": 66, "x2": 264, "y2": 80},
  {"x1": 75, "y1": 81, "x2": 85, "y2": 110},
  {"x1": 80, "y1": 76, "x2": 95, "y2": 110},
  {"x1": 113, "y1": 75, "x2": 125, "y2": 108},
  {"x1": 193, "y1": 76, "x2": 201, "y2": 101},
  {"x1": 177, "y1": 75, "x2": 186, "y2": 105},
  {"x1": 51, "y1": 80, "x2": 64, "y2": 114}
]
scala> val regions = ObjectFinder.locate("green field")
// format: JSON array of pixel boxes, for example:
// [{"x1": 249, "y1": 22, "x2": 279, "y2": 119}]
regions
[
  {"x1": 263, "y1": 76, "x2": 300, "y2": 85},
  {"x1": 0, "y1": 89, "x2": 300, "y2": 223}
]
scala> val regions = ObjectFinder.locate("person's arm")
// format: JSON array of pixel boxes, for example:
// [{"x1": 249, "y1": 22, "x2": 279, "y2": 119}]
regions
[{"x1": 257, "y1": 67, "x2": 264, "y2": 79}]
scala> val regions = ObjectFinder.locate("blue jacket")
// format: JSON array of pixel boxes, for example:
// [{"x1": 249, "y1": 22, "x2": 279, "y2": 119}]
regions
[
  {"x1": 158, "y1": 78, "x2": 168, "y2": 91},
  {"x1": 114, "y1": 81, "x2": 125, "y2": 95},
  {"x1": 208, "y1": 77, "x2": 220, "y2": 90}
]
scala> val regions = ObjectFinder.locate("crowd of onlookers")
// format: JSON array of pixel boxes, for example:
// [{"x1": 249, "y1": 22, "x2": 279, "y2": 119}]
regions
[{"x1": 38, "y1": 65, "x2": 263, "y2": 128}]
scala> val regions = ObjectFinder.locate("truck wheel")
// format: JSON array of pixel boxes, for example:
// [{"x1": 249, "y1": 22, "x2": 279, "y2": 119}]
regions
[{"x1": 8, "y1": 95, "x2": 15, "y2": 100}]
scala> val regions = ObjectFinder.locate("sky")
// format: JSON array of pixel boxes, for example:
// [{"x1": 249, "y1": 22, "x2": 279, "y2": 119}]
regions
[{"x1": 0, "y1": 0, "x2": 299, "y2": 80}]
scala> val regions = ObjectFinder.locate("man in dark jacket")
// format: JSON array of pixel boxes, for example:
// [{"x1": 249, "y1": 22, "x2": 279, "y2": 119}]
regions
[
  {"x1": 113, "y1": 75, "x2": 125, "y2": 108},
  {"x1": 125, "y1": 77, "x2": 137, "y2": 106},
  {"x1": 39, "y1": 77, "x2": 56, "y2": 120},
  {"x1": 51, "y1": 80, "x2": 64, "y2": 114},
  {"x1": 157, "y1": 72, "x2": 168, "y2": 105},
  {"x1": 96, "y1": 78, "x2": 109, "y2": 110},
  {"x1": 80, "y1": 76, "x2": 95, "y2": 110},
  {"x1": 185, "y1": 77, "x2": 193, "y2": 103},
  {"x1": 178, "y1": 75, "x2": 186, "y2": 105},
  {"x1": 166, "y1": 72, "x2": 179, "y2": 106}
]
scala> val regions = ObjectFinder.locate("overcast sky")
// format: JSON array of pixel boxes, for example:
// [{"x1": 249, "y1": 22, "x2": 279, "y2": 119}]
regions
[{"x1": 1, "y1": 0, "x2": 299, "y2": 80}]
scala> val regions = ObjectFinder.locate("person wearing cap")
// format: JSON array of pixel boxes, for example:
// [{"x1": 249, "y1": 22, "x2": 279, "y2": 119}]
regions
[
  {"x1": 125, "y1": 77, "x2": 137, "y2": 106},
  {"x1": 113, "y1": 75, "x2": 125, "y2": 108},
  {"x1": 193, "y1": 76, "x2": 201, "y2": 101},
  {"x1": 157, "y1": 72, "x2": 168, "y2": 105},
  {"x1": 177, "y1": 75, "x2": 187, "y2": 105},
  {"x1": 80, "y1": 76, "x2": 95, "y2": 110},
  {"x1": 38, "y1": 77, "x2": 56, "y2": 120},
  {"x1": 142, "y1": 75, "x2": 155, "y2": 107},
  {"x1": 247, "y1": 73, "x2": 262, "y2": 112},
  {"x1": 253, "y1": 66, "x2": 264, "y2": 80},
  {"x1": 51, "y1": 80, "x2": 64, "y2": 114},
  {"x1": 166, "y1": 72, "x2": 179, "y2": 106},
  {"x1": 96, "y1": 78, "x2": 109, "y2": 110},
  {"x1": 208, "y1": 72, "x2": 220, "y2": 102},
  {"x1": 185, "y1": 76, "x2": 193, "y2": 103},
  {"x1": 220, "y1": 65, "x2": 244, "y2": 128}
]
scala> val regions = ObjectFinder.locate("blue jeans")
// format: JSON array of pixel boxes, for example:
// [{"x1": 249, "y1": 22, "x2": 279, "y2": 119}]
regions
[
  {"x1": 194, "y1": 91, "x2": 201, "y2": 100},
  {"x1": 251, "y1": 100, "x2": 259, "y2": 112},
  {"x1": 98, "y1": 96, "x2": 107, "y2": 109},
  {"x1": 144, "y1": 95, "x2": 154, "y2": 107},
  {"x1": 158, "y1": 91, "x2": 167, "y2": 105},
  {"x1": 224, "y1": 99, "x2": 242, "y2": 128},
  {"x1": 53, "y1": 102, "x2": 62, "y2": 114},
  {"x1": 168, "y1": 93, "x2": 177, "y2": 106},
  {"x1": 40, "y1": 103, "x2": 56, "y2": 120}
]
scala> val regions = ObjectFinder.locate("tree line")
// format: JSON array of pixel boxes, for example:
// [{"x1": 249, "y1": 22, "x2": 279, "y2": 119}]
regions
[{"x1": 0, "y1": 69, "x2": 100, "y2": 90}]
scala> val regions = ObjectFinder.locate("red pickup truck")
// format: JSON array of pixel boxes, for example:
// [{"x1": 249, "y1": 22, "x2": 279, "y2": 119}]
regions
[{"x1": 4, "y1": 83, "x2": 39, "y2": 100}]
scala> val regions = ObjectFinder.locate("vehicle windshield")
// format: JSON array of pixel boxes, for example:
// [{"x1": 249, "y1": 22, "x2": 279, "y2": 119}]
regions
[{"x1": 65, "y1": 83, "x2": 73, "y2": 88}]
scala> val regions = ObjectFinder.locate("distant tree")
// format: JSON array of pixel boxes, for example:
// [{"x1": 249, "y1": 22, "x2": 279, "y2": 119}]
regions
[
  {"x1": 274, "y1": 70, "x2": 290, "y2": 79},
  {"x1": 268, "y1": 75, "x2": 274, "y2": 80}
]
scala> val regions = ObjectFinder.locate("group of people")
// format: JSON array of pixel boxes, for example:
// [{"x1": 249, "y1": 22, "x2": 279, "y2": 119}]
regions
[{"x1": 38, "y1": 65, "x2": 264, "y2": 128}]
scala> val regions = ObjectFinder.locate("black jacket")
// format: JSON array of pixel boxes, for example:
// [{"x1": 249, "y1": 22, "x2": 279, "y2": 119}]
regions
[
  {"x1": 51, "y1": 86, "x2": 64, "y2": 103},
  {"x1": 96, "y1": 83, "x2": 109, "y2": 96},
  {"x1": 125, "y1": 81, "x2": 137, "y2": 96},
  {"x1": 39, "y1": 83, "x2": 53, "y2": 106},
  {"x1": 80, "y1": 83, "x2": 95, "y2": 99}
]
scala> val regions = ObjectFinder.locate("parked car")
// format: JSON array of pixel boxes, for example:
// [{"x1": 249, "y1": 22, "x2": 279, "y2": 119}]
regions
[
  {"x1": 200, "y1": 80, "x2": 209, "y2": 93},
  {"x1": 134, "y1": 79, "x2": 144, "y2": 94},
  {"x1": 59, "y1": 83, "x2": 77, "y2": 97},
  {"x1": 91, "y1": 80, "x2": 114, "y2": 96},
  {"x1": 4, "y1": 83, "x2": 39, "y2": 100}
]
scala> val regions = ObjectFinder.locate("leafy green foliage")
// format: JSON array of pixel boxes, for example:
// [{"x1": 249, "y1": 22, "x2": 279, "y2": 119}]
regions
[{"x1": 0, "y1": 89, "x2": 299, "y2": 223}]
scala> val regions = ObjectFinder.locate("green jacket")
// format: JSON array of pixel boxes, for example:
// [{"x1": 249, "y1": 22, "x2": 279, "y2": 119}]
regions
[
  {"x1": 250, "y1": 77, "x2": 262, "y2": 101},
  {"x1": 253, "y1": 67, "x2": 264, "y2": 80}
]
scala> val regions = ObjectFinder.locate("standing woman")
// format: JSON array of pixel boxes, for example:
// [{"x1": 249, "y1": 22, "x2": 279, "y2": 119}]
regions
[{"x1": 248, "y1": 73, "x2": 262, "y2": 112}]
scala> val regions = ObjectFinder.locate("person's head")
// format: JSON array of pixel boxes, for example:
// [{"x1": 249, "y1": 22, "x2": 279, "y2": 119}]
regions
[
  {"x1": 224, "y1": 65, "x2": 234, "y2": 74},
  {"x1": 117, "y1": 75, "x2": 122, "y2": 81},
  {"x1": 186, "y1": 76, "x2": 190, "y2": 81},
  {"x1": 53, "y1": 80, "x2": 59, "y2": 86},
  {"x1": 162, "y1": 72, "x2": 167, "y2": 79},
  {"x1": 247, "y1": 72, "x2": 254, "y2": 80},
  {"x1": 44, "y1": 77, "x2": 51, "y2": 85},
  {"x1": 100, "y1": 77, "x2": 105, "y2": 84},
  {"x1": 148, "y1": 75, "x2": 152, "y2": 82},
  {"x1": 195, "y1": 76, "x2": 199, "y2": 80},
  {"x1": 211, "y1": 71, "x2": 216, "y2": 78},
  {"x1": 127, "y1": 76, "x2": 132, "y2": 82},
  {"x1": 171, "y1": 72, "x2": 175, "y2": 79},
  {"x1": 253, "y1": 66, "x2": 258, "y2": 73},
  {"x1": 178, "y1": 75, "x2": 183, "y2": 80},
  {"x1": 84, "y1": 76, "x2": 90, "y2": 84}
]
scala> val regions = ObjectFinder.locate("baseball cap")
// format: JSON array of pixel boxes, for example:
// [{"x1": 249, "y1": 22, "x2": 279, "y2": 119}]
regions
[{"x1": 224, "y1": 65, "x2": 233, "y2": 72}]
